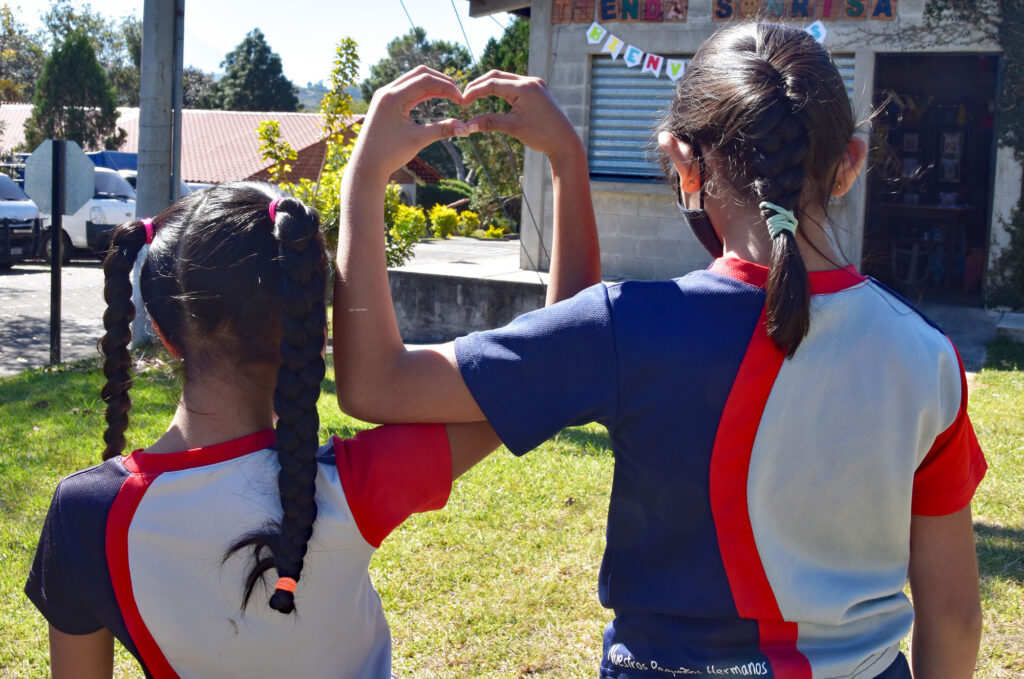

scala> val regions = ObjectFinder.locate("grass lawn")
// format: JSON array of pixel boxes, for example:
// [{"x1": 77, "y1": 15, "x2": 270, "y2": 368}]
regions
[{"x1": 1, "y1": 341, "x2": 1022, "y2": 678}]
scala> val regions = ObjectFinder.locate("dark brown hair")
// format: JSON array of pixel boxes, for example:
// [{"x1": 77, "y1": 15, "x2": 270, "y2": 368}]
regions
[
  {"x1": 657, "y1": 22, "x2": 855, "y2": 355},
  {"x1": 99, "y1": 182, "x2": 328, "y2": 615}
]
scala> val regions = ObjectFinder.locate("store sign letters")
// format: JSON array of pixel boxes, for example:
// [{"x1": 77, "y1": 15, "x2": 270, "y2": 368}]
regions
[
  {"x1": 552, "y1": 0, "x2": 895, "y2": 22},
  {"x1": 714, "y1": 0, "x2": 896, "y2": 20}
]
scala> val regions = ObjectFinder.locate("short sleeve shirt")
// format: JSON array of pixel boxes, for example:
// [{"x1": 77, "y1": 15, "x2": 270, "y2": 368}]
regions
[
  {"x1": 25, "y1": 424, "x2": 451, "y2": 679},
  {"x1": 455, "y1": 257, "x2": 985, "y2": 679}
]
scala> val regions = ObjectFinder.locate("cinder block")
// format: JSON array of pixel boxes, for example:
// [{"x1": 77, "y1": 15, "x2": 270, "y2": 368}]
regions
[{"x1": 594, "y1": 192, "x2": 640, "y2": 216}]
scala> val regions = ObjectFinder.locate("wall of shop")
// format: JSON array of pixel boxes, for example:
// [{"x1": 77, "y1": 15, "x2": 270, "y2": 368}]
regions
[{"x1": 516, "y1": 0, "x2": 1010, "y2": 298}]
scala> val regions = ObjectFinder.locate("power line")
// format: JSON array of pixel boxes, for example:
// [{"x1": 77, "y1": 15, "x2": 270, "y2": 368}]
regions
[{"x1": 447, "y1": 0, "x2": 550, "y2": 273}]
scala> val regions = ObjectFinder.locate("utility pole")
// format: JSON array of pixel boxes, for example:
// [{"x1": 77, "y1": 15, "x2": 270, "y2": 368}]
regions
[{"x1": 134, "y1": 0, "x2": 184, "y2": 345}]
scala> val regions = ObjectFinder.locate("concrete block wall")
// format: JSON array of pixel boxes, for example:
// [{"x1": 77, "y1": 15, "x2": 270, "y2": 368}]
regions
[
  {"x1": 520, "y1": 0, "x2": 1013, "y2": 288},
  {"x1": 390, "y1": 270, "x2": 546, "y2": 343}
]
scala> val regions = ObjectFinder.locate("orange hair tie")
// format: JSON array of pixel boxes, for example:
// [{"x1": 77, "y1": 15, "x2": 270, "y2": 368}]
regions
[{"x1": 274, "y1": 576, "x2": 297, "y2": 594}]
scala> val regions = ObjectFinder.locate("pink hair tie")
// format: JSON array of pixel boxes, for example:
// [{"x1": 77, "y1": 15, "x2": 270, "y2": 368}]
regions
[
  {"x1": 141, "y1": 218, "x2": 154, "y2": 244},
  {"x1": 268, "y1": 198, "x2": 282, "y2": 221}
]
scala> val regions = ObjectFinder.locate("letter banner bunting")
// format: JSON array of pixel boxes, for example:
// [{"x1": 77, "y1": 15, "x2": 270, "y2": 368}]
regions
[
  {"x1": 589, "y1": 23, "x2": 691, "y2": 78},
  {"x1": 666, "y1": 58, "x2": 685, "y2": 81},
  {"x1": 624, "y1": 44, "x2": 644, "y2": 67},
  {"x1": 587, "y1": 22, "x2": 609, "y2": 44},
  {"x1": 641, "y1": 53, "x2": 664, "y2": 77},
  {"x1": 602, "y1": 34, "x2": 625, "y2": 59}
]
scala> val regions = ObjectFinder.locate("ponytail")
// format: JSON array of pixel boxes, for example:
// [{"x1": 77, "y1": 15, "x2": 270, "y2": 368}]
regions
[
  {"x1": 99, "y1": 221, "x2": 148, "y2": 459},
  {"x1": 751, "y1": 97, "x2": 811, "y2": 357},
  {"x1": 227, "y1": 196, "x2": 328, "y2": 615}
]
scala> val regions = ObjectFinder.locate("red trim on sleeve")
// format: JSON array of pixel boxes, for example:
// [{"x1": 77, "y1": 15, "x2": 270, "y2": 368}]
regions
[
  {"x1": 912, "y1": 351, "x2": 987, "y2": 516},
  {"x1": 334, "y1": 424, "x2": 452, "y2": 548},
  {"x1": 106, "y1": 467, "x2": 180, "y2": 679},
  {"x1": 709, "y1": 309, "x2": 812, "y2": 679}
]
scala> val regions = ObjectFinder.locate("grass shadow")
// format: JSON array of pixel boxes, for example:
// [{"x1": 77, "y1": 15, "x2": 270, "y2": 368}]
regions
[
  {"x1": 975, "y1": 522, "x2": 1024, "y2": 585},
  {"x1": 984, "y1": 337, "x2": 1024, "y2": 372},
  {"x1": 553, "y1": 426, "x2": 613, "y2": 457}
]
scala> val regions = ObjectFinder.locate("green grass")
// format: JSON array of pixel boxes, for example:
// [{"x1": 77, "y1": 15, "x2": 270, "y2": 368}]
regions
[{"x1": 1, "y1": 342, "x2": 1022, "y2": 677}]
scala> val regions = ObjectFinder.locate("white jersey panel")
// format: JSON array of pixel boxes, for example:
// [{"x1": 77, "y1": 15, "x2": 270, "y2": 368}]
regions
[
  {"x1": 746, "y1": 282, "x2": 961, "y2": 678},
  {"x1": 127, "y1": 444, "x2": 391, "y2": 679}
]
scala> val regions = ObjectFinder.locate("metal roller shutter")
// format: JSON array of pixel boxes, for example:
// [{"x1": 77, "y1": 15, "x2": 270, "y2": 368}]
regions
[
  {"x1": 587, "y1": 55, "x2": 685, "y2": 181},
  {"x1": 586, "y1": 52, "x2": 858, "y2": 182}
]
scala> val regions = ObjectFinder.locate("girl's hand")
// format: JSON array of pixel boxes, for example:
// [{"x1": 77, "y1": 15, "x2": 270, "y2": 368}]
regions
[
  {"x1": 355, "y1": 65, "x2": 469, "y2": 179},
  {"x1": 461, "y1": 70, "x2": 582, "y2": 163}
]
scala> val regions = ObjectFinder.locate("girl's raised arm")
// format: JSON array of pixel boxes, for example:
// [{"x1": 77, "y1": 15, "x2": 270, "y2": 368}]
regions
[{"x1": 333, "y1": 67, "x2": 599, "y2": 424}]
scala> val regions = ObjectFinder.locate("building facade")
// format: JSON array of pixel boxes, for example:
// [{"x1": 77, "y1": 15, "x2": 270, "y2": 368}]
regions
[{"x1": 473, "y1": 0, "x2": 1015, "y2": 304}]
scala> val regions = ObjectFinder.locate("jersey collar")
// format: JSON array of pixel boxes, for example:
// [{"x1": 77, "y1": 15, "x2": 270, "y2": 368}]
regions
[
  {"x1": 710, "y1": 255, "x2": 866, "y2": 295},
  {"x1": 122, "y1": 429, "x2": 276, "y2": 474}
]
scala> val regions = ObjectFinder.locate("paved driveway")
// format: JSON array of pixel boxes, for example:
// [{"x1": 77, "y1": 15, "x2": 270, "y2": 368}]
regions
[{"x1": 0, "y1": 260, "x2": 106, "y2": 377}]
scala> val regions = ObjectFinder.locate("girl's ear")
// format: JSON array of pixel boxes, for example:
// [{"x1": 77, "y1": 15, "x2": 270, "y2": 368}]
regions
[
  {"x1": 658, "y1": 131, "x2": 701, "y2": 196},
  {"x1": 832, "y1": 136, "x2": 868, "y2": 197},
  {"x1": 151, "y1": 319, "x2": 182, "y2": 359}
]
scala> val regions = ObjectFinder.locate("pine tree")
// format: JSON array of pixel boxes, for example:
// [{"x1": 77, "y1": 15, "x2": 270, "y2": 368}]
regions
[
  {"x1": 24, "y1": 30, "x2": 126, "y2": 151},
  {"x1": 207, "y1": 28, "x2": 299, "y2": 112}
]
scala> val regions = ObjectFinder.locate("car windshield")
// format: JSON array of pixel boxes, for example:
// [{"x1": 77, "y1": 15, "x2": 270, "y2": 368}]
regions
[
  {"x1": 0, "y1": 175, "x2": 28, "y2": 201},
  {"x1": 94, "y1": 171, "x2": 136, "y2": 199}
]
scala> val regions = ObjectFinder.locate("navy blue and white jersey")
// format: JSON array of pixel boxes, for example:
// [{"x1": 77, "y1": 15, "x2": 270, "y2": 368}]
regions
[
  {"x1": 26, "y1": 424, "x2": 452, "y2": 678},
  {"x1": 455, "y1": 256, "x2": 986, "y2": 679}
]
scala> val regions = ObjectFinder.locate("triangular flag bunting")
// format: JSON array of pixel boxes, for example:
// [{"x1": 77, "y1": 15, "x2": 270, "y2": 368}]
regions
[
  {"x1": 587, "y1": 22, "x2": 608, "y2": 45},
  {"x1": 641, "y1": 53, "x2": 664, "y2": 77},
  {"x1": 602, "y1": 34, "x2": 625, "y2": 59},
  {"x1": 805, "y1": 20, "x2": 827, "y2": 44},
  {"x1": 666, "y1": 59, "x2": 686, "y2": 81},
  {"x1": 623, "y1": 45, "x2": 644, "y2": 68}
]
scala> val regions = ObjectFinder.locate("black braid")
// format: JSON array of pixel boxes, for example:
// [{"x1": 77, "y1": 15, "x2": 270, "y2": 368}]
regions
[
  {"x1": 99, "y1": 221, "x2": 147, "y2": 459},
  {"x1": 748, "y1": 82, "x2": 812, "y2": 356},
  {"x1": 226, "y1": 196, "x2": 328, "y2": 615}
]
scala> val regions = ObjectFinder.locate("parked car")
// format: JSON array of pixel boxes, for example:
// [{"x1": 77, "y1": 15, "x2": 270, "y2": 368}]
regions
[
  {"x1": 0, "y1": 174, "x2": 42, "y2": 269},
  {"x1": 39, "y1": 167, "x2": 136, "y2": 264},
  {"x1": 117, "y1": 170, "x2": 192, "y2": 200}
]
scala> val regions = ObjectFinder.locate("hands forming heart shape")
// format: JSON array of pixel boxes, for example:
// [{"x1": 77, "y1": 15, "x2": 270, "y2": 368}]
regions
[{"x1": 354, "y1": 65, "x2": 583, "y2": 177}]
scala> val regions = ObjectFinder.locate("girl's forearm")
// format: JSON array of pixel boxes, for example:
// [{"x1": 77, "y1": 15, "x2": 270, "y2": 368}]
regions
[{"x1": 546, "y1": 143, "x2": 601, "y2": 305}]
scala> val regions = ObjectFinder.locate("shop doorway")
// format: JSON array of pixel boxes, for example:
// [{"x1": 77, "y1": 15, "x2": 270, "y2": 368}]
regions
[{"x1": 862, "y1": 54, "x2": 1000, "y2": 304}]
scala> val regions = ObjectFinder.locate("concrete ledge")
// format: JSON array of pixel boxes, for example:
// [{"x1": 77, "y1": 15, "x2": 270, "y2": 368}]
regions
[
  {"x1": 389, "y1": 269, "x2": 546, "y2": 343},
  {"x1": 996, "y1": 311, "x2": 1024, "y2": 343}
]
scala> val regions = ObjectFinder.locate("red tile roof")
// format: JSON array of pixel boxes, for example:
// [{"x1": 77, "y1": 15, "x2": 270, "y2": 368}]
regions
[{"x1": 0, "y1": 104, "x2": 368, "y2": 184}]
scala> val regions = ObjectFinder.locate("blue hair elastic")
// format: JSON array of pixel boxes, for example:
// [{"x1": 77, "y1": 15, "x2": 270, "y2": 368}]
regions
[{"x1": 759, "y1": 201, "x2": 798, "y2": 238}]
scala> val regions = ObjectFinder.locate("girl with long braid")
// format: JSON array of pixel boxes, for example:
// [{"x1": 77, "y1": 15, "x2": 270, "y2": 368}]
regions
[
  {"x1": 25, "y1": 73, "x2": 600, "y2": 679},
  {"x1": 335, "y1": 25, "x2": 986, "y2": 679}
]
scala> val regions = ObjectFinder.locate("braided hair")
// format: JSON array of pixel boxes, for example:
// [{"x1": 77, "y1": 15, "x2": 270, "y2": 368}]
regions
[
  {"x1": 657, "y1": 22, "x2": 855, "y2": 356},
  {"x1": 98, "y1": 183, "x2": 328, "y2": 615}
]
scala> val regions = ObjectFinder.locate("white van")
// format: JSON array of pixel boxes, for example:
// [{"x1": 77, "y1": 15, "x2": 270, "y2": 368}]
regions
[
  {"x1": 0, "y1": 174, "x2": 42, "y2": 269},
  {"x1": 39, "y1": 167, "x2": 136, "y2": 263}
]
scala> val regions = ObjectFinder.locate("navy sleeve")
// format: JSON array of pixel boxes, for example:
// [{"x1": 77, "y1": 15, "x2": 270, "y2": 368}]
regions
[
  {"x1": 454, "y1": 282, "x2": 618, "y2": 455},
  {"x1": 25, "y1": 482, "x2": 103, "y2": 635}
]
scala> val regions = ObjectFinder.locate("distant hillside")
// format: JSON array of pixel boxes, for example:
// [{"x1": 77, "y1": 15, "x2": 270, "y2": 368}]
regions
[{"x1": 297, "y1": 83, "x2": 364, "y2": 112}]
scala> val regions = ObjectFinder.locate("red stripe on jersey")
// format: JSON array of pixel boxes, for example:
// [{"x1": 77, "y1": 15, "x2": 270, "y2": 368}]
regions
[
  {"x1": 106, "y1": 467, "x2": 180, "y2": 679},
  {"x1": 709, "y1": 309, "x2": 811, "y2": 679}
]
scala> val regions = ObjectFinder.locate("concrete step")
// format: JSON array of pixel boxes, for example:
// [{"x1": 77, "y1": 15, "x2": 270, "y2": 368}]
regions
[{"x1": 996, "y1": 311, "x2": 1024, "y2": 343}]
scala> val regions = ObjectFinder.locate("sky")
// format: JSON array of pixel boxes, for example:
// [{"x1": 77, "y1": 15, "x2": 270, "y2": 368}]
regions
[{"x1": 8, "y1": 0, "x2": 513, "y2": 88}]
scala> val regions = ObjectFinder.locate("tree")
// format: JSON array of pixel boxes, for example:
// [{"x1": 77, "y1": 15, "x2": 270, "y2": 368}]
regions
[
  {"x1": 206, "y1": 28, "x2": 298, "y2": 112},
  {"x1": 42, "y1": 0, "x2": 141, "y2": 106},
  {"x1": 361, "y1": 28, "x2": 473, "y2": 180},
  {"x1": 0, "y1": 5, "x2": 45, "y2": 102},
  {"x1": 24, "y1": 30, "x2": 126, "y2": 151},
  {"x1": 183, "y1": 67, "x2": 216, "y2": 108},
  {"x1": 455, "y1": 17, "x2": 530, "y2": 227}
]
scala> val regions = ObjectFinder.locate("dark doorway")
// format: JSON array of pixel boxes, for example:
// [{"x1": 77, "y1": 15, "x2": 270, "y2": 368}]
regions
[{"x1": 862, "y1": 54, "x2": 1000, "y2": 305}]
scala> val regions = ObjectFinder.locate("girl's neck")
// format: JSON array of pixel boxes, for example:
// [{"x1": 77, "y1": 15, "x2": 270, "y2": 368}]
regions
[
  {"x1": 146, "y1": 366, "x2": 276, "y2": 455},
  {"x1": 705, "y1": 193, "x2": 845, "y2": 272}
]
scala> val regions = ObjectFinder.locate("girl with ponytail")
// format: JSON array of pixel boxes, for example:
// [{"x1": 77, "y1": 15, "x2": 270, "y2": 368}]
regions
[
  {"x1": 26, "y1": 151, "x2": 594, "y2": 674},
  {"x1": 336, "y1": 27, "x2": 986, "y2": 679}
]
